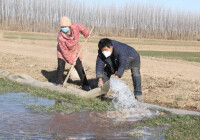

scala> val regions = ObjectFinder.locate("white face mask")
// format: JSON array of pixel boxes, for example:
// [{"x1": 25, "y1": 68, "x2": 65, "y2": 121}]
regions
[{"x1": 102, "y1": 51, "x2": 111, "y2": 58}]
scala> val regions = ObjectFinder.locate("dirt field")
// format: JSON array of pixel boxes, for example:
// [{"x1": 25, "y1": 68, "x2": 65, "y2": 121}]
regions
[{"x1": 0, "y1": 32, "x2": 200, "y2": 111}]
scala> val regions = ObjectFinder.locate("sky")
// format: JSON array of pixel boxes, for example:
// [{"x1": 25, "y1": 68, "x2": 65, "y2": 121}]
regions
[{"x1": 84, "y1": 0, "x2": 200, "y2": 13}]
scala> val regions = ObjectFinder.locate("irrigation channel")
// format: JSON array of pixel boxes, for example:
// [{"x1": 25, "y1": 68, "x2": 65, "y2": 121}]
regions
[{"x1": 1, "y1": 72, "x2": 200, "y2": 139}]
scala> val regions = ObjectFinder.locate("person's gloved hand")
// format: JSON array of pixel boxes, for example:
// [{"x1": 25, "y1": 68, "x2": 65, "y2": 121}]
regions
[{"x1": 98, "y1": 78, "x2": 103, "y2": 87}]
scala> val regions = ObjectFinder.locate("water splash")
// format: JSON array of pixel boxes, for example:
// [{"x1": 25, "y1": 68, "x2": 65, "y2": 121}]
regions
[
  {"x1": 110, "y1": 78, "x2": 139, "y2": 110},
  {"x1": 106, "y1": 78, "x2": 159, "y2": 121}
]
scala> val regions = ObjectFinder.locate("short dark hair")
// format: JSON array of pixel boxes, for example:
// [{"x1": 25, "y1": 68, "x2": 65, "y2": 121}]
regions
[{"x1": 98, "y1": 38, "x2": 113, "y2": 50}]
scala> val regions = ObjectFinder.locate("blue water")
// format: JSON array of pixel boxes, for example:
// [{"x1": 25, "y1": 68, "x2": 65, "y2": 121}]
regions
[{"x1": 0, "y1": 92, "x2": 55, "y2": 112}]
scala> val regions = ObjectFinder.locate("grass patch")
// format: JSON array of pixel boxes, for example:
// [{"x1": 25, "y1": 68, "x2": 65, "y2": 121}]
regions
[
  {"x1": 129, "y1": 39, "x2": 200, "y2": 47},
  {"x1": 21, "y1": 36, "x2": 56, "y2": 41},
  {"x1": 138, "y1": 51, "x2": 200, "y2": 63},
  {"x1": 131, "y1": 115, "x2": 200, "y2": 140},
  {"x1": 2, "y1": 31, "x2": 57, "y2": 41},
  {"x1": 1, "y1": 30, "x2": 200, "y2": 47},
  {"x1": 81, "y1": 36, "x2": 200, "y2": 47},
  {"x1": 0, "y1": 78, "x2": 109, "y2": 112}
]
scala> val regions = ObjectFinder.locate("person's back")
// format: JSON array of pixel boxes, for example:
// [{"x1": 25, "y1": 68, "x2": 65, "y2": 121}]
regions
[{"x1": 111, "y1": 40, "x2": 139, "y2": 60}]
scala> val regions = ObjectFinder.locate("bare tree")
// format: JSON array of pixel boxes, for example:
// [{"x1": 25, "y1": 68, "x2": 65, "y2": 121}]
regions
[{"x1": 0, "y1": 0, "x2": 199, "y2": 40}]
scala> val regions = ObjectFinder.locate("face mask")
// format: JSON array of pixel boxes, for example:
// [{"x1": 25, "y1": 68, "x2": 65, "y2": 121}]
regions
[
  {"x1": 102, "y1": 51, "x2": 111, "y2": 58},
  {"x1": 61, "y1": 27, "x2": 69, "y2": 33}
]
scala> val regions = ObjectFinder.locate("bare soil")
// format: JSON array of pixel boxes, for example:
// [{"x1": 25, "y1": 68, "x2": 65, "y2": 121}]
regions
[{"x1": 0, "y1": 37, "x2": 200, "y2": 111}]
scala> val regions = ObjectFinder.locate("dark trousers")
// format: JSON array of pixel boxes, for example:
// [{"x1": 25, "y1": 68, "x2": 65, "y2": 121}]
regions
[
  {"x1": 57, "y1": 58, "x2": 89, "y2": 86},
  {"x1": 103, "y1": 56, "x2": 142, "y2": 96}
]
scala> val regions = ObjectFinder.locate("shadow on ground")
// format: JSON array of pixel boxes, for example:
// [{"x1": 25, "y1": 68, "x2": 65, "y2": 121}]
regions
[{"x1": 41, "y1": 70, "x2": 98, "y2": 89}]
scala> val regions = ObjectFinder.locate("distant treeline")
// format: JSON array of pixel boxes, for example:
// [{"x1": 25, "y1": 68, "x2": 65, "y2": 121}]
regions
[{"x1": 0, "y1": 0, "x2": 200, "y2": 40}]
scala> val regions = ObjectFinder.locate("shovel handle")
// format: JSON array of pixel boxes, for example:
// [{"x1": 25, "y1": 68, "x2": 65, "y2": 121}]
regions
[{"x1": 63, "y1": 26, "x2": 94, "y2": 87}]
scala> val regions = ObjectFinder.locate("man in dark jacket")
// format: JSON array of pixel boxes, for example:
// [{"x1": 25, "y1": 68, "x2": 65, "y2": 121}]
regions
[{"x1": 96, "y1": 38, "x2": 143, "y2": 101}]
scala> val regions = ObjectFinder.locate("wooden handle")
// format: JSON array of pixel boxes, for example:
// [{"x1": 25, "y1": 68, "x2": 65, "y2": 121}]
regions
[{"x1": 63, "y1": 26, "x2": 94, "y2": 87}]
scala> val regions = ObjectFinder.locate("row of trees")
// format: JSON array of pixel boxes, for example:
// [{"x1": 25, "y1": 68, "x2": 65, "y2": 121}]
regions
[{"x1": 0, "y1": 0, "x2": 200, "y2": 40}]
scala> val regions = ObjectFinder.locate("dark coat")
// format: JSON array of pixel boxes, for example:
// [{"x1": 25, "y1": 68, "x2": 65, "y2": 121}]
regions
[{"x1": 96, "y1": 40, "x2": 140, "y2": 79}]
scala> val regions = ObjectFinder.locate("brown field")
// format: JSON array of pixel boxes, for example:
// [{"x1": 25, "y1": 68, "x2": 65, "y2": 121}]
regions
[{"x1": 0, "y1": 31, "x2": 200, "y2": 111}]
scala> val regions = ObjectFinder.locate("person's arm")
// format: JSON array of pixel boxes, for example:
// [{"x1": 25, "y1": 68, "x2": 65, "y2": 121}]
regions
[
  {"x1": 58, "y1": 39, "x2": 74, "y2": 64},
  {"x1": 96, "y1": 53, "x2": 105, "y2": 87},
  {"x1": 96, "y1": 53, "x2": 105, "y2": 79},
  {"x1": 77, "y1": 24, "x2": 90, "y2": 38},
  {"x1": 115, "y1": 53, "x2": 127, "y2": 78}
]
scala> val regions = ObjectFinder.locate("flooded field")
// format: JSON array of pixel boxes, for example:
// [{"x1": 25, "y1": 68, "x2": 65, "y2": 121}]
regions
[
  {"x1": 0, "y1": 93, "x2": 55, "y2": 139},
  {"x1": 0, "y1": 92, "x2": 164, "y2": 140}
]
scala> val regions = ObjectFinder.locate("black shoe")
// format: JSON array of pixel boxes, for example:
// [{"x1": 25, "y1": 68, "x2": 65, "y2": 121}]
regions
[{"x1": 82, "y1": 85, "x2": 91, "y2": 91}]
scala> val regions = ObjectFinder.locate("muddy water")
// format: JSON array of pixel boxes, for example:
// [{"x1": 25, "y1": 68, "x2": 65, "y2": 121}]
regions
[{"x1": 0, "y1": 93, "x2": 164, "y2": 139}]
